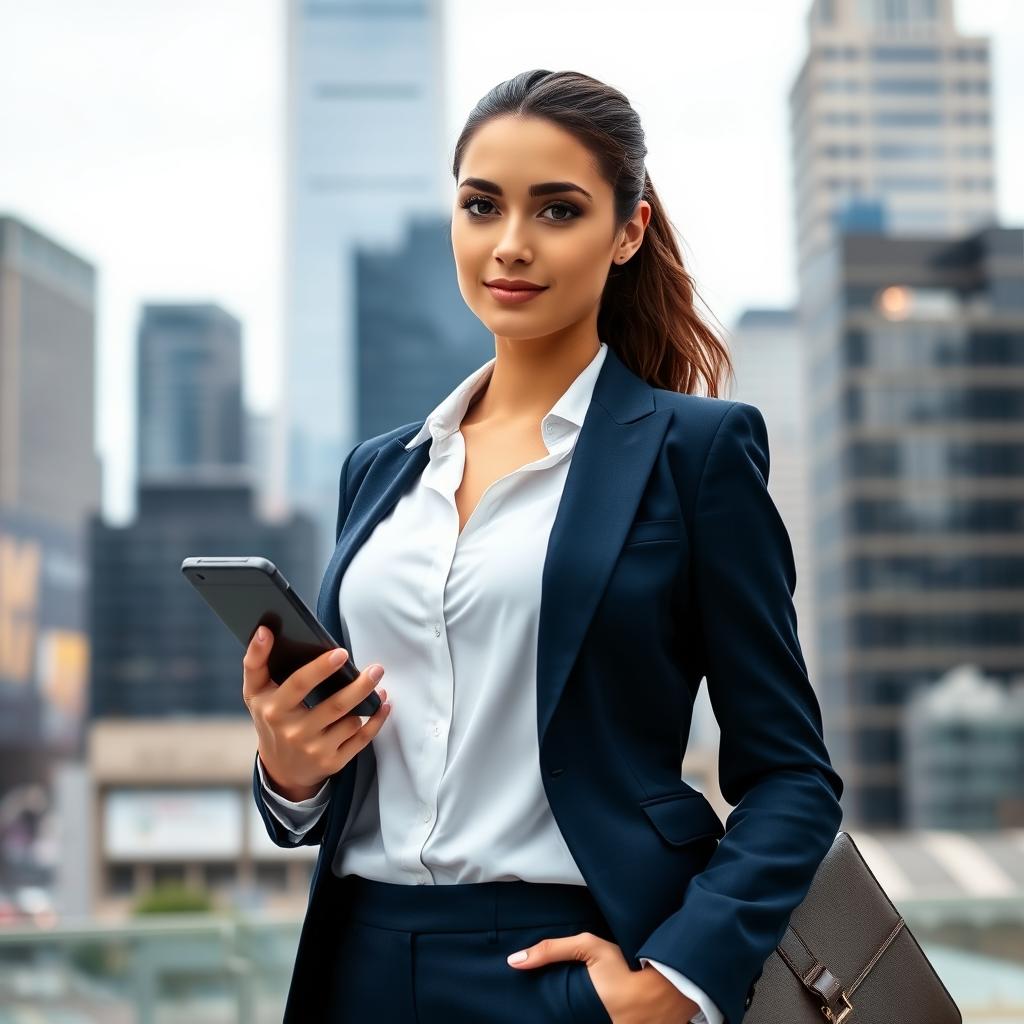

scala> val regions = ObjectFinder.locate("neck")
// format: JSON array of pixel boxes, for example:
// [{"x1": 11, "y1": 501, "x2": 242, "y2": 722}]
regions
[{"x1": 467, "y1": 323, "x2": 602, "y2": 429}]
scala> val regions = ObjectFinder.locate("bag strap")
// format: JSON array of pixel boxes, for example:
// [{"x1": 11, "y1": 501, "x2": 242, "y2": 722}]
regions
[{"x1": 775, "y1": 916, "x2": 905, "y2": 1022}]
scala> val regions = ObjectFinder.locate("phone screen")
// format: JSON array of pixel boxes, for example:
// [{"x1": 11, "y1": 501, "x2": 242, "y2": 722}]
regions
[{"x1": 181, "y1": 556, "x2": 377, "y2": 714}]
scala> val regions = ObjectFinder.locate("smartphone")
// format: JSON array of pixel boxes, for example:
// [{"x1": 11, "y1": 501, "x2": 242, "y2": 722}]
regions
[{"x1": 180, "y1": 555, "x2": 379, "y2": 715}]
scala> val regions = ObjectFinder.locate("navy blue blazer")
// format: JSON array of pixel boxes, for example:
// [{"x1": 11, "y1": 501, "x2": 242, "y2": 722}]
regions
[{"x1": 252, "y1": 342, "x2": 844, "y2": 1024}]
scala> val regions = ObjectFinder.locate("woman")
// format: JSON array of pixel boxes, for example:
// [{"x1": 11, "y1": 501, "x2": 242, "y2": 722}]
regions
[{"x1": 244, "y1": 69, "x2": 844, "y2": 1024}]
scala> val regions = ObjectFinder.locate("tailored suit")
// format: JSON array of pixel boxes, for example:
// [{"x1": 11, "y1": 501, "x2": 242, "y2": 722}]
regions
[{"x1": 252, "y1": 342, "x2": 844, "y2": 1024}]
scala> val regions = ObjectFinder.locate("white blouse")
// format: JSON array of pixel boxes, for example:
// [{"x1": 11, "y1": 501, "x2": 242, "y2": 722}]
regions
[{"x1": 257, "y1": 340, "x2": 720, "y2": 1024}]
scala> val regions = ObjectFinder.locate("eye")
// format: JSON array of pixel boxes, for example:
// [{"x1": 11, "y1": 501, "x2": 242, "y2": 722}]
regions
[
  {"x1": 541, "y1": 201, "x2": 581, "y2": 222},
  {"x1": 460, "y1": 194, "x2": 496, "y2": 217},
  {"x1": 458, "y1": 195, "x2": 581, "y2": 223}
]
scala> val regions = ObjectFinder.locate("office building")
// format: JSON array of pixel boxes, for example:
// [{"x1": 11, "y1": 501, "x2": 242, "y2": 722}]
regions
[
  {"x1": 354, "y1": 214, "x2": 493, "y2": 442},
  {"x1": 790, "y1": 0, "x2": 996, "y2": 300},
  {"x1": 136, "y1": 303, "x2": 246, "y2": 485},
  {"x1": 903, "y1": 664, "x2": 1024, "y2": 829},
  {"x1": 282, "y1": 0, "x2": 450, "y2": 565},
  {"x1": 804, "y1": 226, "x2": 1024, "y2": 826}
]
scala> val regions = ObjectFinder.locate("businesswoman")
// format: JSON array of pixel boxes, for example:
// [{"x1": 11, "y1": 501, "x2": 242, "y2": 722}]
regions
[{"x1": 244, "y1": 69, "x2": 843, "y2": 1024}]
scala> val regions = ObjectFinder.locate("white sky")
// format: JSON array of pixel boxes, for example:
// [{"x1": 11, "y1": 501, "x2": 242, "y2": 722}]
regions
[{"x1": 1, "y1": 0, "x2": 1021, "y2": 521}]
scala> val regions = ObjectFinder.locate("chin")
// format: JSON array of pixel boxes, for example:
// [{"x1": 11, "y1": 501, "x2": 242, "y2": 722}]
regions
[{"x1": 484, "y1": 315, "x2": 553, "y2": 334}]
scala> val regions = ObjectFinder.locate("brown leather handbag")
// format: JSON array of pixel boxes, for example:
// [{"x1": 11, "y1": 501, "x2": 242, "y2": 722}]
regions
[{"x1": 741, "y1": 830, "x2": 962, "y2": 1023}]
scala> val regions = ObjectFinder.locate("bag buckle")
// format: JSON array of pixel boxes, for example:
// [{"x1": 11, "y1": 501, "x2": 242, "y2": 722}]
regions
[{"x1": 821, "y1": 991, "x2": 853, "y2": 1023}]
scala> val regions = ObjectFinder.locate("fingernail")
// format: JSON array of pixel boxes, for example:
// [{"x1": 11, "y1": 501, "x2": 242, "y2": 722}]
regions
[
  {"x1": 257, "y1": 627, "x2": 266, "y2": 642},
  {"x1": 507, "y1": 950, "x2": 527, "y2": 964},
  {"x1": 368, "y1": 664, "x2": 384, "y2": 682},
  {"x1": 330, "y1": 648, "x2": 347, "y2": 665}
]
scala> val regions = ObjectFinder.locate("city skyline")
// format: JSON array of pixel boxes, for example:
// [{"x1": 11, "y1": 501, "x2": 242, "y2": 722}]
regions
[{"x1": 1, "y1": 0, "x2": 1022, "y2": 523}]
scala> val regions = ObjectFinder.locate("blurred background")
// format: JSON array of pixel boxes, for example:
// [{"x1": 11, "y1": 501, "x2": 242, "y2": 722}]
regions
[{"x1": 1, "y1": 0, "x2": 1023, "y2": 1020}]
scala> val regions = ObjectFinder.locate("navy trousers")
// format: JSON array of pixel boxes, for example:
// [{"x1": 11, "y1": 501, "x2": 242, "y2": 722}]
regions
[{"x1": 323, "y1": 874, "x2": 615, "y2": 1023}]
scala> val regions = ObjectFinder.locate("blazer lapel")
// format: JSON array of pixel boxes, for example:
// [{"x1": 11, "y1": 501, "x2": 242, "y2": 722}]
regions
[
  {"x1": 314, "y1": 344, "x2": 672, "y2": 750},
  {"x1": 535, "y1": 351, "x2": 671, "y2": 746},
  {"x1": 315, "y1": 437, "x2": 430, "y2": 648}
]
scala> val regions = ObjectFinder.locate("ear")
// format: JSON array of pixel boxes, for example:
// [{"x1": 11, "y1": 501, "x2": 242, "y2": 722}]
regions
[{"x1": 615, "y1": 200, "x2": 651, "y2": 263}]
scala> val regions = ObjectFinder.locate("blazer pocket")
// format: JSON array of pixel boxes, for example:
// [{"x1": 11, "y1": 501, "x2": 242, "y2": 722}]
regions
[
  {"x1": 639, "y1": 791, "x2": 725, "y2": 847},
  {"x1": 623, "y1": 518, "x2": 683, "y2": 546}
]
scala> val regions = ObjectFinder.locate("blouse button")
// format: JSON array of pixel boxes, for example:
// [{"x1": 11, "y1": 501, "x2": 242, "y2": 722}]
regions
[{"x1": 433, "y1": 624, "x2": 441, "y2": 638}]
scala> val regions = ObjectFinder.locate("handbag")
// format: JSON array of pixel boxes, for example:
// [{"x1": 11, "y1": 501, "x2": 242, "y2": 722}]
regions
[{"x1": 741, "y1": 830, "x2": 962, "y2": 1023}]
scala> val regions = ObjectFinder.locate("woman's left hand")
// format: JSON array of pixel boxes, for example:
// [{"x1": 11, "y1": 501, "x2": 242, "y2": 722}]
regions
[{"x1": 506, "y1": 931, "x2": 700, "y2": 1023}]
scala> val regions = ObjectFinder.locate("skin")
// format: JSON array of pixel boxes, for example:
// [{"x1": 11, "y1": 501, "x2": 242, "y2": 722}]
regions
[
  {"x1": 450, "y1": 116, "x2": 700, "y2": 1023},
  {"x1": 450, "y1": 113, "x2": 650, "y2": 537},
  {"x1": 244, "y1": 630, "x2": 391, "y2": 802}
]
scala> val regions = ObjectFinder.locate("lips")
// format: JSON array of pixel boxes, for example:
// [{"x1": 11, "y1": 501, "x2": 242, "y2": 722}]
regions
[
  {"x1": 484, "y1": 280, "x2": 547, "y2": 291},
  {"x1": 484, "y1": 282, "x2": 548, "y2": 304}
]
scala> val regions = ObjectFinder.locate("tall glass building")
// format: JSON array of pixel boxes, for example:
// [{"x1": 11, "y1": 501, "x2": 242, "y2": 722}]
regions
[
  {"x1": 790, "y1": 0, "x2": 997, "y2": 297},
  {"x1": 804, "y1": 226, "x2": 1024, "y2": 826},
  {"x1": 282, "y1": 0, "x2": 450, "y2": 566},
  {"x1": 353, "y1": 214, "x2": 493, "y2": 443},
  {"x1": 136, "y1": 304, "x2": 245, "y2": 485}
]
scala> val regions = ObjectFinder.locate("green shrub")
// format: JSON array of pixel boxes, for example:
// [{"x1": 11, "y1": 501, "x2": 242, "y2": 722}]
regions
[{"x1": 133, "y1": 883, "x2": 213, "y2": 915}]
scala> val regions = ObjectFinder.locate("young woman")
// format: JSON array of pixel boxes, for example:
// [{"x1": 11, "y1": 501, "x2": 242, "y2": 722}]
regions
[{"x1": 244, "y1": 69, "x2": 844, "y2": 1024}]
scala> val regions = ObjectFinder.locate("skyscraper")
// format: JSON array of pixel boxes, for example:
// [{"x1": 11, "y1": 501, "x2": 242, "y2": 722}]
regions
[
  {"x1": 136, "y1": 303, "x2": 246, "y2": 485},
  {"x1": 801, "y1": 226, "x2": 1024, "y2": 826},
  {"x1": 789, "y1": 0, "x2": 996, "y2": 294},
  {"x1": 0, "y1": 214, "x2": 99, "y2": 885},
  {"x1": 0, "y1": 214, "x2": 101, "y2": 531},
  {"x1": 787, "y1": 0, "x2": 1016, "y2": 829},
  {"x1": 353, "y1": 214, "x2": 493, "y2": 444},
  {"x1": 282, "y1": 0, "x2": 450, "y2": 565}
]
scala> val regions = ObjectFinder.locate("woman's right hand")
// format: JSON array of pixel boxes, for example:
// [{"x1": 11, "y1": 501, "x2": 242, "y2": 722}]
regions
[{"x1": 242, "y1": 626, "x2": 392, "y2": 800}]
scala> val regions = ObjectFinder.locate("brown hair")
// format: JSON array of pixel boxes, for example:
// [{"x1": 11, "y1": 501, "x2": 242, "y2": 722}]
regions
[{"x1": 451, "y1": 69, "x2": 734, "y2": 398}]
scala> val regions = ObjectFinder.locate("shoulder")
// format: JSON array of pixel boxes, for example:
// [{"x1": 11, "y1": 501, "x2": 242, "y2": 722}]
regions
[
  {"x1": 346, "y1": 419, "x2": 423, "y2": 477},
  {"x1": 650, "y1": 390, "x2": 770, "y2": 479},
  {"x1": 334, "y1": 419, "x2": 424, "y2": 538}
]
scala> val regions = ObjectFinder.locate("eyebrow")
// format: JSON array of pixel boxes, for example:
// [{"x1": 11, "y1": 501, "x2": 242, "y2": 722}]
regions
[{"x1": 457, "y1": 177, "x2": 593, "y2": 202}]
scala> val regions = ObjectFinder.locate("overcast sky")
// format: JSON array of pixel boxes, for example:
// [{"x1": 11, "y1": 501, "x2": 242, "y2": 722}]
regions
[{"x1": 2, "y1": 0, "x2": 1021, "y2": 521}]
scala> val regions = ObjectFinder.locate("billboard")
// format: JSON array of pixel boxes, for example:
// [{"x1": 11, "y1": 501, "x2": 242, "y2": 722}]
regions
[
  {"x1": 104, "y1": 787, "x2": 243, "y2": 859},
  {"x1": 0, "y1": 512, "x2": 88, "y2": 751}
]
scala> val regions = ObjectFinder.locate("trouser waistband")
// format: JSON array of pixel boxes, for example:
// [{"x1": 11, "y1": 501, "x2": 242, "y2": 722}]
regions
[{"x1": 341, "y1": 874, "x2": 607, "y2": 934}]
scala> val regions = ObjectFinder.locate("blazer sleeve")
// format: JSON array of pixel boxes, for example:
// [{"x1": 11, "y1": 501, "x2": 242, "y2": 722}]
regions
[
  {"x1": 250, "y1": 439, "x2": 365, "y2": 850},
  {"x1": 635, "y1": 401, "x2": 844, "y2": 1024},
  {"x1": 252, "y1": 751, "x2": 332, "y2": 848},
  {"x1": 256, "y1": 753, "x2": 331, "y2": 836}
]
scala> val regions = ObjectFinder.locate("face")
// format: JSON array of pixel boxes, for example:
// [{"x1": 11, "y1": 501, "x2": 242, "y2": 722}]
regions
[{"x1": 451, "y1": 115, "x2": 649, "y2": 341}]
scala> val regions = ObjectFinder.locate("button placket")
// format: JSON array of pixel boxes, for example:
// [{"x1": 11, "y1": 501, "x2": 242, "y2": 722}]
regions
[{"x1": 416, "y1": 487, "x2": 459, "y2": 875}]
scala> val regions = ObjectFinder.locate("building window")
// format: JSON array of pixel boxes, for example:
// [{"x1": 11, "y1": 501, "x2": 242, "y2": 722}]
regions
[
  {"x1": 873, "y1": 77, "x2": 942, "y2": 95},
  {"x1": 875, "y1": 143, "x2": 944, "y2": 160},
  {"x1": 106, "y1": 864, "x2": 135, "y2": 895},
  {"x1": 952, "y1": 79, "x2": 989, "y2": 94},
  {"x1": 202, "y1": 863, "x2": 238, "y2": 890},
  {"x1": 255, "y1": 862, "x2": 289, "y2": 891},
  {"x1": 877, "y1": 176, "x2": 946, "y2": 191},
  {"x1": 153, "y1": 864, "x2": 185, "y2": 887},
  {"x1": 870, "y1": 46, "x2": 940, "y2": 62},
  {"x1": 874, "y1": 110, "x2": 943, "y2": 127}
]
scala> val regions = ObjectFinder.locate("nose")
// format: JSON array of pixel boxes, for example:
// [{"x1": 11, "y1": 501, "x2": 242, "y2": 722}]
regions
[{"x1": 491, "y1": 213, "x2": 533, "y2": 266}]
